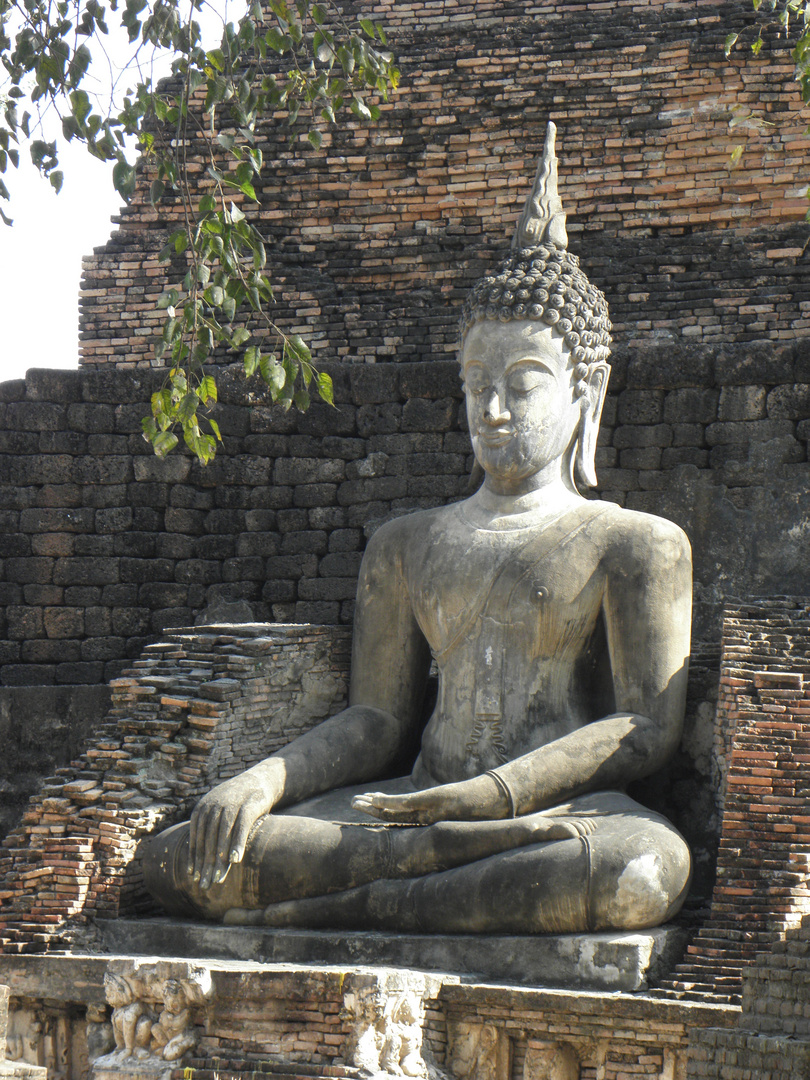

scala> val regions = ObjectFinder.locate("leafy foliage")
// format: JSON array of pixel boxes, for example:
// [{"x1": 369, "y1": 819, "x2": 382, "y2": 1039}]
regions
[
  {"x1": 724, "y1": 0, "x2": 810, "y2": 209},
  {"x1": 0, "y1": 0, "x2": 399, "y2": 462}
]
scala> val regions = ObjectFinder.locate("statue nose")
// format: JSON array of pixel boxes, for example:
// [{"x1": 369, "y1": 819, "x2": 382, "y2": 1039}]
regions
[{"x1": 483, "y1": 390, "x2": 510, "y2": 424}]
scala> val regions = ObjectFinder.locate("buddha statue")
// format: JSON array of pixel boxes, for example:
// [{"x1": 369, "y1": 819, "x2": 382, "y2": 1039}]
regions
[{"x1": 144, "y1": 123, "x2": 693, "y2": 934}]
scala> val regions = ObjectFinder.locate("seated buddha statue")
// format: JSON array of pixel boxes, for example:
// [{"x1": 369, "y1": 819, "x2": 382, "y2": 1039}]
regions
[{"x1": 144, "y1": 123, "x2": 693, "y2": 934}]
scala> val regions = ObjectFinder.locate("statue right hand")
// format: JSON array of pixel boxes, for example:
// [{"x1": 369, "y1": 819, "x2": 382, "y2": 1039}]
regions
[{"x1": 188, "y1": 769, "x2": 277, "y2": 890}]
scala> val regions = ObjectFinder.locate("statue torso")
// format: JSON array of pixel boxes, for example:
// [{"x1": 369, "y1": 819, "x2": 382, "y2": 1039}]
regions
[{"x1": 400, "y1": 496, "x2": 620, "y2": 785}]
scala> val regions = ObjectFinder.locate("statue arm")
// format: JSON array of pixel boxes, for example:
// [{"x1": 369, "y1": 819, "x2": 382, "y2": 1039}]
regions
[
  {"x1": 357, "y1": 517, "x2": 692, "y2": 824},
  {"x1": 189, "y1": 519, "x2": 431, "y2": 887}
]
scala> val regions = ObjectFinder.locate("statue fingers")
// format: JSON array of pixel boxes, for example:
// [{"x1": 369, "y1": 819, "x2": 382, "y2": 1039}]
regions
[
  {"x1": 189, "y1": 801, "x2": 217, "y2": 881},
  {"x1": 351, "y1": 792, "x2": 426, "y2": 824},
  {"x1": 198, "y1": 805, "x2": 227, "y2": 890},
  {"x1": 219, "y1": 801, "x2": 260, "y2": 874},
  {"x1": 210, "y1": 806, "x2": 240, "y2": 885}
]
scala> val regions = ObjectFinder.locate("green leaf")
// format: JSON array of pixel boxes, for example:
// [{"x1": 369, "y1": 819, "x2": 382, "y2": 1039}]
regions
[
  {"x1": 157, "y1": 289, "x2": 179, "y2": 310},
  {"x1": 209, "y1": 417, "x2": 222, "y2": 442},
  {"x1": 153, "y1": 431, "x2": 179, "y2": 457},
  {"x1": 316, "y1": 371, "x2": 334, "y2": 405},
  {"x1": 359, "y1": 18, "x2": 376, "y2": 37},
  {"x1": 724, "y1": 31, "x2": 739, "y2": 57},
  {"x1": 112, "y1": 160, "x2": 136, "y2": 199},
  {"x1": 244, "y1": 346, "x2": 260, "y2": 376},
  {"x1": 49, "y1": 171, "x2": 64, "y2": 193},
  {"x1": 178, "y1": 390, "x2": 199, "y2": 423},
  {"x1": 200, "y1": 375, "x2": 218, "y2": 403},
  {"x1": 150, "y1": 178, "x2": 165, "y2": 205},
  {"x1": 206, "y1": 48, "x2": 226, "y2": 72},
  {"x1": 351, "y1": 97, "x2": 372, "y2": 121},
  {"x1": 286, "y1": 334, "x2": 312, "y2": 363},
  {"x1": 260, "y1": 354, "x2": 285, "y2": 392},
  {"x1": 293, "y1": 388, "x2": 311, "y2": 411},
  {"x1": 729, "y1": 144, "x2": 744, "y2": 167},
  {"x1": 308, "y1": 129, "x2": 323, "y2": 149}
]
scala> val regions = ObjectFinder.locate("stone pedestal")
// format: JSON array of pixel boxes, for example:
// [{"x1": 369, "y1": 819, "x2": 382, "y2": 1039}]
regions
[{"x1": 97, "y1": 918, "x2": 688, "y2": 993}]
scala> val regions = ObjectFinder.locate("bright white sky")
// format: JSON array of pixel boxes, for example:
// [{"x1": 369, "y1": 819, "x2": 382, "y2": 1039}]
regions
[
  {"x1": 1, "y1": 146, "x2": 123, "y2": 382},
  {"x1": 0, "y1": 2, "x2": 238, "y2": 383}
]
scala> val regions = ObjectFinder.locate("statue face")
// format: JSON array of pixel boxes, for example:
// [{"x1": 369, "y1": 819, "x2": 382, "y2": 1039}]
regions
[{"x1": 461, "y1": 319, "x2": 579, "y2": 494}]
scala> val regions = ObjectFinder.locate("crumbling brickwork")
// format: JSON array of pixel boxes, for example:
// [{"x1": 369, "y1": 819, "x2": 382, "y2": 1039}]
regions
[
  {"x1": 657, "y1": 597, "x2": 810, "y2": 1005},
  {"x1": 687, "y1": 910, "x2": 810, "y2": 1078},
  {"x1": 0, "y1": 623, "x2": 349, "y2": 954}
]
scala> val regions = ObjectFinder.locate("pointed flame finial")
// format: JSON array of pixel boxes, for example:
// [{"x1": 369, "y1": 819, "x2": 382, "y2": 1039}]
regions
[{"x1": 512, "y1": 121, "x2": 568, "y2": 251}]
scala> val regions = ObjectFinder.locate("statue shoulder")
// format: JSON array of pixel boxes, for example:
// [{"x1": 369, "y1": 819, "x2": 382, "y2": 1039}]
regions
[
  {"x1": 362, "y1": 505, "x2": 452, "y2": 565},
  {"x1": 596, "y1": 502, "x2": 692, "y2": 576}
]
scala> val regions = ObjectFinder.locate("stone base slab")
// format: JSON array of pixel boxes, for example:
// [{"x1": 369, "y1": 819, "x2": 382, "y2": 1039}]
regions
[{"x1": 97, "y1": 917, "x2": 688, "y2": 992}]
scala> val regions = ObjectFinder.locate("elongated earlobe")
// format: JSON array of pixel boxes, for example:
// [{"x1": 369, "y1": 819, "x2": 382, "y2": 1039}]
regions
[{"x1": 574, "y1": 363, "x2": 610, "y2": 490}]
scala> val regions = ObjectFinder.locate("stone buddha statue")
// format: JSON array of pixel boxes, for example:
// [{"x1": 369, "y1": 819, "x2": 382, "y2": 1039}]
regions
[{"x1": 144, "y1": 123, "x2": 693, "y2": 934}]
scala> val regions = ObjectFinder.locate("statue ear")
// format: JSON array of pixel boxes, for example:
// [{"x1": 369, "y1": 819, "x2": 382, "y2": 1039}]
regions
[{"x1": 574, "y1": 362, "x2": 610, "y2": 490}]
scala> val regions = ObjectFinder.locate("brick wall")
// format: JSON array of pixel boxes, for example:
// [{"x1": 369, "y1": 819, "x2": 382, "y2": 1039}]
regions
[
  {"x1": 687, "y1": 913, "x2": 810, "y2": 1077},
  {"x1": 657, "y1": 598, "x2": 810, "y2": 1004},
  {"x1": 0, "y1": 623, "x2": 350, "y2": 954},
  {"x1": 79, "y1": 0, "x2": 810, "y2": 367}
]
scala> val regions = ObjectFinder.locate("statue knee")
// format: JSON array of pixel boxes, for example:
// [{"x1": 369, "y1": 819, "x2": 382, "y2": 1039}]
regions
[{"x1": 591, "y1": 831, "x2": 691, "y2": 930}]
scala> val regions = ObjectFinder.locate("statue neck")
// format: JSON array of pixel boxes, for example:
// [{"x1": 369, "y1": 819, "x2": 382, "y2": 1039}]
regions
[{"x1": 468, "y1": 477, "x2": 584, "y2": 532}]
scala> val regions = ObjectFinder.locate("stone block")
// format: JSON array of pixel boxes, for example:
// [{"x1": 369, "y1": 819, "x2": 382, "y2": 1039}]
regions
[
  {"x1": 81, "y1": 636, "x2": 126, "y2": 661},
  {"x1": 357, "y1": 403, "x2": 402, "y2": 436},
  {"x1": 5, "y1": 401, "x2": 67, "y2": 431},
  {"x1": 297, "y1": 402, "x2": 357, "y2": 437},
  {"x1": 402, "y1": 398, "x2": 457, "y2": 433},
  {"x1": 235, "y1": 533, "x2": 281, "y2": 557},
  {"x1": 626, "y1": 345, "x2": 713, "y2": 389},
  {"x1": 43, "y1": 607, "x2": 84, "y2": 639},
  {"x1": 294, "y1": 483, "x2": 340, "y2": 508},
  {"x1": 67, "y1": 402, "x2": 115, "y2": 433},
  {"x1": 22, "y1": 639, "x2": 81, "y2": 663},
  {"x1": 19, "y1": 508, "x2": 94, "y2": 533},
  {"x1": 399, "y1": 361, "x2": 461, "y2": 399},
  {"x1": 617, "y1": 390, "x2": 664, "y2": 425},
  {"x1": 664, "y1": 388, "x2": 719, "y2": 424},
  {"x1": 328, "y1": 529, "x2": 363, "y2": 552},
  {"x1": 767, "y1": 383, "x2": 810, "y2": 419},
  {"x1": 715, "y1": 343, "x2": 793, "y2": 385},
  {"x1": 96, "y1": 919, "x2": 690, "y2": 993},
  {"x1": 298, "y1": 578, "x2": 358, "y2": 601},
  {"x1": 273, "y1": 457, "x2": 346, "y2": 486},
  {"x1": 280, "y1": 531, "x2": 328, "y2": 556},
  {"x1": 6, "y1": 608, "x2": 43, "y2": 640},
  {"x1": 3, "y1": 558, "x2": 54, "y2": 585},
  {"x1": 349, "y1": 364, "x2": 400, "y2": 405},
  {"x1": 53, "y1": 557, "x2": 120, "y2": 586},
  {"x1": 309, "y1": 506, "x2": 348, "y2": 529},
  {"x1": 613, "y1": 425, "x2": 673, "y2": 450},
  {"x1": 338, "y1": 477, "x2": 407, "y2": 504}
]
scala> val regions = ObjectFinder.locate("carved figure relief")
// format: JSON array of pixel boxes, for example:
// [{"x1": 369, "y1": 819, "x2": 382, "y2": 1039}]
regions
[
  {"x1": 342, "y1": 983, "x2": 434, "y2": 1078},
  {"x1": 523, "y1": 1042, "x2": 579, "y2": 1080},
  {"x1": 94, "y1": 962, "x2": 210, "y2": 1074},
  {"x1": 448, "y1": 1023, "x2": 508, "y2": 1080}
]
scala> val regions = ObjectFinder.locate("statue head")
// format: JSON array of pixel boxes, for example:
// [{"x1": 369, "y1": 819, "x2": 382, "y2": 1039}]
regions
[{"x1": 459, "y1": 124, "x2": 611, "y2": 492}]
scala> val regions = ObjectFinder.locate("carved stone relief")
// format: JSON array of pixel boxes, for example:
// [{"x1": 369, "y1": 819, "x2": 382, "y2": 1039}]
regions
[
  {"x1": 341, "y1": 972, "x2": 445, "y2": 1079},
  {"x1": 92, "y1": 960, "x2": 212, "y2": 1079},
  {"x1": 523, "y1": 1041, "x2": 579, "y2": 1080},
  {"x1": 447, "y1": 1022, "x2": 509, "y2": 1080}
]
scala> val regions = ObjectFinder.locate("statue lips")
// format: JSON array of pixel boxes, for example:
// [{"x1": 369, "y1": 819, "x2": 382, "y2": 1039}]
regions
[{"x1": 478, "y1": 430, "x2": 513, "y2": 447}]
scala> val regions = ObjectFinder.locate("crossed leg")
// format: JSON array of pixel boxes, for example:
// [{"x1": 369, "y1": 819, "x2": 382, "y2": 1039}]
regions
[{"x1": 144, "y1": 791, "x2": 691, "y2": 933}]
